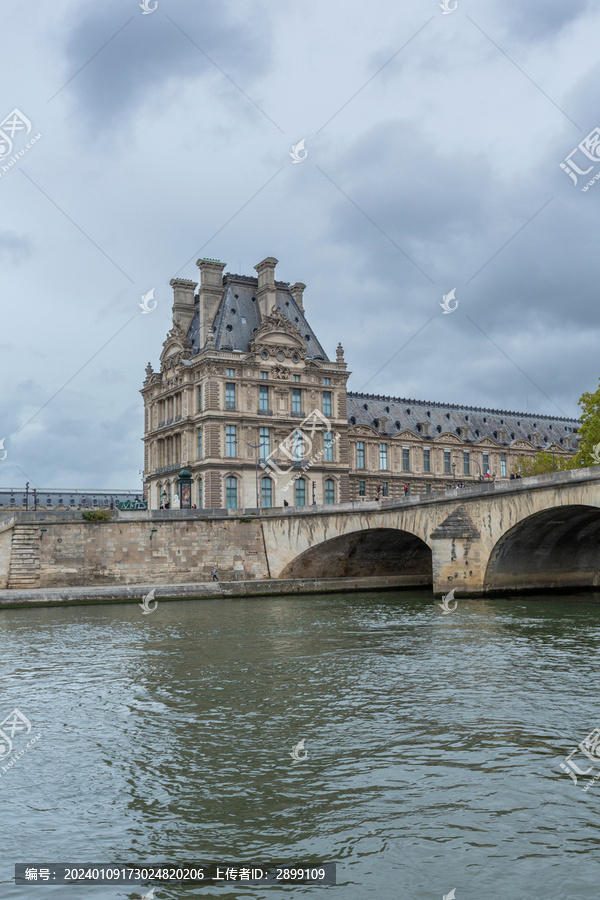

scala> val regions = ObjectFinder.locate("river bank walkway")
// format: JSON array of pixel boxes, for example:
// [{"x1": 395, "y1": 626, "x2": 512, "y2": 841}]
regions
[{"x1": 0, "y1": 575, "x2": 410, "y2": 609}]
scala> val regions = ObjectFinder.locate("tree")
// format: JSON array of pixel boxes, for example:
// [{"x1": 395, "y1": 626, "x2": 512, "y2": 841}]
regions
[
  {"x1": 572, "y1": 378, "x2": 600, "y2": 467},
  {"x1": 516, "y1": 377, "x2": 600, "y2": 476},
  {"x1": 516, "y1": 451, "x2": 575, "y2": 478}
]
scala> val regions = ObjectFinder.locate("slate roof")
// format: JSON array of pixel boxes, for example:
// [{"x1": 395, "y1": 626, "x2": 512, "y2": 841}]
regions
[
  {"x1": 346, "y1": 392, "x2": 580, "y2": 450},
  {"x1": 187, "y1": 273, "x2": 329, "y2": 360}
]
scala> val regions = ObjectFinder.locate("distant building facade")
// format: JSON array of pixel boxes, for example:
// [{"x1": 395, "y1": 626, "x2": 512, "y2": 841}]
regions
[
  {"x1": 0, "y1": 489, "x2": 141, "y2": 510},
  {"x1": 141, "y1": 257, "x2": 580, "y2": 509}
]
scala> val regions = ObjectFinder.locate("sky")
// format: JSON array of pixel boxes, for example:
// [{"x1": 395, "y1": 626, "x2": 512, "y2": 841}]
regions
[{"x1": 1, "y1": 0, "x2": 599, "y2": 489}]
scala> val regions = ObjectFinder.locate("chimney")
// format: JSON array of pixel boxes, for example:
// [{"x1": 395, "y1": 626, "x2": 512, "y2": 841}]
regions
[
  {"x1": 169, "y1": 278, "x2": 198, "y2": 333},
  {"x1": 290, "y1": 282, "x2": 306, "y2": 313},
  {"x1": 417, "y1": 421, "x2": 430, "y2": 436},
  {"x1": 196, "y1": 258, "x2": 226, "y2": 348},
  {"x1": 254, "y1": 257, "x2": 278, "y2": 317}
]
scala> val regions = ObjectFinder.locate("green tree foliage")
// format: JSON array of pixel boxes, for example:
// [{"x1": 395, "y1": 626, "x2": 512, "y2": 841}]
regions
[
  {"x1": 82, "y1": 510, "x2": 112, "y2": 522},
  {"x1": 516, "y1": 452, "x2": 576, "y2": 478},
  {"x1": 572, "y1": 378, "x2": 600, "y2": 467},
  {"x1": 515, "y1": 378, "x2": 600, "y2": 476}
]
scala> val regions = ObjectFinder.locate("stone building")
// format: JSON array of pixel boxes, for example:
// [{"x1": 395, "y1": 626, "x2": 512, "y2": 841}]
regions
[{"x1": 141, "y1": 257, "x2": 579, "y2": 509}]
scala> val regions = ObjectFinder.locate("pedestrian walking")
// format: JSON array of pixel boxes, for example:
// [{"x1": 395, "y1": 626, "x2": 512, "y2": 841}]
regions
[{"x1": 211, "y1": 567, "x2": 219, "y2": 582}]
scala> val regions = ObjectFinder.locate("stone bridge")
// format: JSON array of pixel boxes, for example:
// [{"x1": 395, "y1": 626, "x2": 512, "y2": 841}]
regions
[
  {"x1": 261, "y1": 467, "x2": 600, "y2": 594},
  {"x1": 1, "y1": 468, "x2": 599, "y2": 596}
]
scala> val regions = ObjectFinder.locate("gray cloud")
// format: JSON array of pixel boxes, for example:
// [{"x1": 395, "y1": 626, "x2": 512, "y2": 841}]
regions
[
  {"x1": 1, "y1": 0, "x2": 598, "y2": 489},
  {"x1": 0, "y1": 232, "x2": 32, "y2": 264},
  {"x1": 54, "y1": 0, "x2": 275, "y2": 130}
]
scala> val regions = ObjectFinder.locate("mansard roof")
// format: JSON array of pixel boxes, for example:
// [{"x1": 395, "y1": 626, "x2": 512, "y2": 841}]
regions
[
  {"x1": 346, "y1": 392, "x2": 580, "y2": 450},
  {"x1": 187, "y1": 273, "x2": 329, "y2": 360}
]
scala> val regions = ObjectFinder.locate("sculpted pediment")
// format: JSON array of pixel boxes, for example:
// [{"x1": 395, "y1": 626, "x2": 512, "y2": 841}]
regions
[
  {"x1": 511, "y1": 439, "x2": 535, "y2": 449},
  {"x1": 349, "y1": 425, "x2": 378, "y2": 437},
  {"x1": 433, "y1": 432, "x2": 463, "y2": 444},
  {"x1": 393, "y1": 428, "x2": 420, "y2": 441},
  {"x1": 472, "y1": 437, "x2": 499, "y2": 448},
  {"x1": 249, "y1": 307, "x2": 307, "y2": 357},
  {"x1": 160, "y1": 323, "x2": 192, "y2": 369}
]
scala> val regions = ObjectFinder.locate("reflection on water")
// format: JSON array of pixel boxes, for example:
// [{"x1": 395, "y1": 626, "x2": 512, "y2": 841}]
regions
[{"x1": 1, "y1": 590, "x2": 600, "y2": 899}]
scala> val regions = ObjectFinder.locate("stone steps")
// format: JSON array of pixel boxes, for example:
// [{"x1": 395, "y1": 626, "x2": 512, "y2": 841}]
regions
[{"x1": 8, "y1": 526, "x2": 41, "y2": 589}]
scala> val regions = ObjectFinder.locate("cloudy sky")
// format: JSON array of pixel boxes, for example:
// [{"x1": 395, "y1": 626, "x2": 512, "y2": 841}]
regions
[{"x1": 1, "y1": 0, "x2": 599, "y2": 489}]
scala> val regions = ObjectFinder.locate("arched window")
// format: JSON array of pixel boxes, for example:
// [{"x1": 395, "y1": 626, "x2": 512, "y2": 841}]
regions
[
  {"x1": 295, "y1": 478, "x2": 306, "y2": 506},
  {"x1": 226, "y1": 476, "x2": 238, "y2": 509},
  {"x1": 324, "y1": 479, "x2": 335, "y2": 504},
  {"x1": 261, "y1": 477, "x2": 273, "y2": 509},
  {"x1": 197, "y1": 478, "x2": 203, "y2": 509}
]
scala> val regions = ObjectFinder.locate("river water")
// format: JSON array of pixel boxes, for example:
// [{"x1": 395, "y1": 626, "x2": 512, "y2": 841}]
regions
[{"x1": 1, "y1": 590, "x2": 600, "y2": 899}]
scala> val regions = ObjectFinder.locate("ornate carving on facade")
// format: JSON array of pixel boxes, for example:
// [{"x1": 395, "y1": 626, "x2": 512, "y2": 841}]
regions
[
  {"x1": 204, "y1": 361, "x2": 221, "y2": 377},
  {"x1": 248, "y1": 306, "x2": 307, "y2": 359},
  {"x1": 272, "y1": 365, "x2": 290, "y2": 380},
  {"x1": 160, "y1": 322, "x2": 192, "y2": 374}
]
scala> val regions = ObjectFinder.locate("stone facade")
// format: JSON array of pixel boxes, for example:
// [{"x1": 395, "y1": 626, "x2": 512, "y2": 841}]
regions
[{"x1": 141, "y1": 257, "x2": 579, "y2": 509}]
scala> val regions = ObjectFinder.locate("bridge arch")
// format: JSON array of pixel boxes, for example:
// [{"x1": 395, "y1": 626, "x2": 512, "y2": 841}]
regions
[
  {"x1": 483, "y1": 504, "x2": 600, "y2": 593},
  {"x1": 278, "y1": 527, "x2": 432, "y2": 585}
]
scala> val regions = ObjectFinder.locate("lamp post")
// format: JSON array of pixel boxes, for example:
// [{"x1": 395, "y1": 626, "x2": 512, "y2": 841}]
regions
[
  {"x1": 25, "y1": 482, "x2": 29, "y2": 511},
  {"x1": 470, "y1": 457, "x2": 482, "y2": 481}
]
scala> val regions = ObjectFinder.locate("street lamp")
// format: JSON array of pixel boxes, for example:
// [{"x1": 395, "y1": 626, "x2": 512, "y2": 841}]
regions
[
  {"x1": 470, "y1": 457, "x2": 483, "y2": 481},
  {"x1": 161, "y1": 489, "x2": 167, "y2": 509}
]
